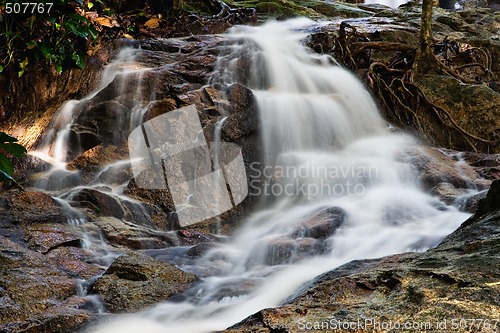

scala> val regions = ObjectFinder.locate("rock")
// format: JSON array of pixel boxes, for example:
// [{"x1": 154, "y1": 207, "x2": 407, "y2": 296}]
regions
[
  {"x1": 402, "y1": 147, "x2": 486, "y2": 191},
  {"x1": 21, "y1": 223, "x2": 82, "y2": 254},
  {"x1": 9, "y1": 191, "x2": 65, "y2": 225},
  {"x1": 462, "y1": 151, "x2": 500, "y2": 180},
  {"x1": 430, "y1": 182, "x2": 467, "y2": 205},
  {"x1": 417, "y1": 75, "x2": 500, "y2": 153},
  {"x1": 472, "y1": 178, "x2": 500, "y2": 218},
  {"x1": 92, "y1": 252, "x2": 198, "y2": 312},
  {"x1": 222, "y1": 84, "x2": 259, "y2": 142},
  {"x1": 46, "y1": 247, "x2": 103, "y2": 280},
  {"x1": 234, "y1": 0, "x2": 373, "y2": 19},
  {"x1": 71, "y1": 188, "x2": 172, "y2": 231},
  {"x1": 186, "y1": 242, "x2": 217, "y2": 257},
  {"x1": 263, "y1": 236, "x2": 323, "y2": 266},
  {"x1": 290, "y1": 207, "x2": 345, "y2": 239},
  {"x1": 13, "y1": 154, "x2": 52, "y2": 183},
  {"x1": 67, "y1": 144, "x2": 132, "y2": 184},
  {"x1": 177, "y1": 229, "x2": 218, "y2": 246},
  {"x1": 2, "y1": 307, "x2": 91, "y2": 333},
  {"x1": 0, "y1": 236, "x2": 92, "y2": 332},
  {"x1": 94, "y1": 216, "x2": 176, "y2": 250}
]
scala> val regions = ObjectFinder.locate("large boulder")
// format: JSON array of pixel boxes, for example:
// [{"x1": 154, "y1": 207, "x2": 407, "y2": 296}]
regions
[
  {"x1": 92, "y1": 252, "x2": 198, "y2": 312},
  {"x1": 0, "y1": 236, "x2": 93, "y2": 333}
]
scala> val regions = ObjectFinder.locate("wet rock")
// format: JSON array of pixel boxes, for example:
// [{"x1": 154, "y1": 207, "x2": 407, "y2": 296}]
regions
[
  {"x1": 92, "y1": 252, "x2": 198, "y2": 312},
  {"x1": 430, "y1": 182, "x2": 468, "y2": 205},
  {"x1": 72, "y1": 189, "x2": 127, "y2": 220},
  {"x1": 234, "y1": 0, "x2": 373, "y2": 19},
  {"x1": 13, "y1": 154, "x2": 52, "y2": 183},
  {"x1": 222, "y1": 84, "x2": 259, "y2": 142},
  {"x1": 69, "y1": 100, "x2": 130, "y2": 156},
  {"x1": 46, "y1": 247, "x2": 103, "y2": 280},
  {"x1": 402, "y1": 147, "x2": 486, "y2": 191},
  {"x1": 462, "y1": 151, "x2": 500, "y2": 180},
  {"x1": 177, "y1": 229, "x2": 218, "y2": 246},
  {"x1": 2, "y1": 307, "x2": 91, "y2": 333},
  {"x1": 0, "y1": 236, "x2": 91, "y2": 332},
  {"x1": 186, "y1": 242, "x2": 217, "y2": 257},
  {"x1": 472, "y1": 178, "x2": 500, "y2": 218},
  {"x1": 21, "y1": 223, "x2": 82, "y2": 254},
  {"x1": 417, "y1": 75, "x2": 500, "y2": 153},
  {"x1": 71, "y1": 188, "x2": 172, "y2": 230},
  {"x1": 94, "y1": 216, "x2": 176, "y2": 250},
  {"x1": 9, "y1": 191, "x2": 65, "y2": 225},
  {"x1": 290, "y1": 207, "x2": 345, "y2": 239},
  {"x1": 264, "y1": 237, "x2": 323, "y2": 266},
  {"x1": 67, "y1": 144, "x2": 133, "y2": 184},
  {"x1": 453, "y1": 189, "x2": 488, "y2": 213}
]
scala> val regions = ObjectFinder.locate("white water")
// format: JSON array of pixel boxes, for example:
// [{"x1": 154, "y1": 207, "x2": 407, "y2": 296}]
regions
[
  {"x1": 364, "y1": 0, "x2": 409, "y2": 8},
  {"x1": 28, "y1": 48, "x2": 158, "y2": 311},
  {"x1": 91, "y1": 19, "x2": 470, "y2": 333}
]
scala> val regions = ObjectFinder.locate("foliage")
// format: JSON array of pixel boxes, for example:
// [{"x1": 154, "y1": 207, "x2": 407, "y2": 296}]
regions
[
  {"x1": 0, "y1": 0, "x2": 98, "y2": 75},
  {"x1": 0, "y1": 132, "x2": 26, "y2": 183}
]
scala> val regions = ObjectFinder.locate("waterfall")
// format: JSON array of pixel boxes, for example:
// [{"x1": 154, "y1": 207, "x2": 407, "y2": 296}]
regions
[{"x1": 91, "y1": 19, "x2": 470, "y2": 333}]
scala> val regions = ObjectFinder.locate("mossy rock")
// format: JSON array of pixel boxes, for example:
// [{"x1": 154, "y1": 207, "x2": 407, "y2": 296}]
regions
[
  {"x1": 232, "y1": 0, "x2": 373, "y2": 19},
  {"x1": 417, "y1": 75, "x2": 500, "y2": 153}
]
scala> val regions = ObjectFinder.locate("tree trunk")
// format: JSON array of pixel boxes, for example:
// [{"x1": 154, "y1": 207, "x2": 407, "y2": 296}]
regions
[{"x1": 413, "y1": 0, "x2": 440, "y2": 78}]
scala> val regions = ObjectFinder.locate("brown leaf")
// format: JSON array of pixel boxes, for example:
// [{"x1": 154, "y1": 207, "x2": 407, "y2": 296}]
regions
[
  {"x1": 144, "y1": 17, "x2": 160, "y2": 29},
  {"x1": 95, "y1": 16, "x2": 119, "y2": 28}
]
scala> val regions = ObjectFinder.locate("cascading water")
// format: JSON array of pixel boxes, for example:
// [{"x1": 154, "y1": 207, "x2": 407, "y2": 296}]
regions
[
  {"x1": 27, "y1": 47, "x2": 162, "y2": 310},
  {"x1": 91, "y1": 19, "x2": 471, "y2": 333}
]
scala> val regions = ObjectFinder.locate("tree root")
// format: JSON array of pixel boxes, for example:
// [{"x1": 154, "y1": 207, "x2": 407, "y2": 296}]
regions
[{"x1": 318, "y1": 20, "x2": 498, "y2": 152}]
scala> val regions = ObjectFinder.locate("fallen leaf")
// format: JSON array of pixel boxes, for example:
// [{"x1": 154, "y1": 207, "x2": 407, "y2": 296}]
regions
[
  {"x1": 144, "y1": 17, "x2": 160, "y2": 29},
  {"x1": 123, "y1": 33, "x2": 134, "y2": 40},
  {"x1": 95, "y1": 16, "x2": 119, "y2": 28}
]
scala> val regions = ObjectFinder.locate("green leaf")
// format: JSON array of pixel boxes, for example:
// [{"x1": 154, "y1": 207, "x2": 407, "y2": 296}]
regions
[
  {"x1": 88, "y1": 25, "x2": 98, "y2": 39},
  {"x1": 40, "y1": 42, "x2": 52, "y2": 59},
  {"x1": 18, "y1": 57, "x2": 29, "y2": 77},
  {"x1": 67, "y1": 22, "x2": 89, "y2": 38},
  {"x1": 87, "y1": 1, "x2": 94, "y2": 9},
  {"x1": 0, "y1": 132, "x2": 18, "y2": 143},
  {"x1": 0, "y1": 153, "x2": 14, "y2": 177},
  {"x1": 68, "y1": 13, "x2": 91, "y2": 24},
  {"x1": 26, "y1": 40, "x2": 38, "y2": 50},
  {"x1": 0, "y1": 142, "x2": 27, "y2": 157},
  {"x1": 0, "y1": 65, "x2": 4, "y2": 73},
  {"x1": 0, "y1": 169, "x2": 14, "y2": 183},
  {"x1": 55, "y1": 62, "x2": 63, "y2": 73},
  {"x1": 71, "y1": 51, "x2": 85, "y2": 69}
]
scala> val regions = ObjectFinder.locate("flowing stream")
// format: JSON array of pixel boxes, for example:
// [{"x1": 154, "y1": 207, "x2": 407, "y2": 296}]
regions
[
  {"x1": 88, "y1": 19, "x2": 470, "y2": 332},
  {"x1": 29, "y1": 19, "x2": 472, "y2": 332}
]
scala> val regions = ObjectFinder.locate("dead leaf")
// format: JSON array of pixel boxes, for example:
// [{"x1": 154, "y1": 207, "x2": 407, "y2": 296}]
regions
[
  {"x1": 95, "y1": 16, "x2": 120, "y2": 28},
  {"x1": 123, "y1": 33, "x2": 134, "y2": 40},
  {"x1": 144, "y1": 17, "x2": 160, "y2": 29}
]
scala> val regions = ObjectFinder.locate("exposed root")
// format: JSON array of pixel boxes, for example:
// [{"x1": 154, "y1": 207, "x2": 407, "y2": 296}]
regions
[{"x1": 309, "y1": 21, "x2": 498, "y2": 152}]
